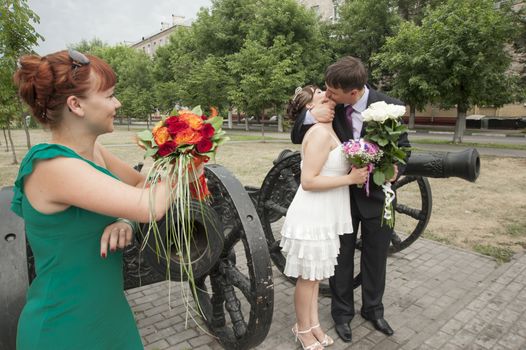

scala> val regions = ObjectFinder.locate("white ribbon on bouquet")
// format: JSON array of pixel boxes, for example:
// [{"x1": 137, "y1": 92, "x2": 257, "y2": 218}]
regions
[{"x1": 382, "y1": 182, "x2": 396, "y2": 226}]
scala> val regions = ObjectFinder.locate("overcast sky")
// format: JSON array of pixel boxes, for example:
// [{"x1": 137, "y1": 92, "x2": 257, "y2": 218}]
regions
[{"x1": 27, "y1": 0, "x2": 213, "y2": 55}]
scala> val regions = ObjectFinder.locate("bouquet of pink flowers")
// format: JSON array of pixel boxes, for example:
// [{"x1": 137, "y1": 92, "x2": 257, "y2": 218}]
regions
[{"x1": 342, "y1": 139, "x2": 383, "y2": 196}]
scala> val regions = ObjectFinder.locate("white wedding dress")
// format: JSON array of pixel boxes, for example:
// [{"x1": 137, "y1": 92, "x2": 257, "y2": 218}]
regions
[{"x1": 280, "y1": 126, "x2": 353, "y2": 281}]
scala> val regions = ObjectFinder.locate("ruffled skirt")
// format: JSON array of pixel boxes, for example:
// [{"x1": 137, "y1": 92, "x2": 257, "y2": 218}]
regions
[{"x1": 280, "y1": 185, "x2": 352, "y2": 281}]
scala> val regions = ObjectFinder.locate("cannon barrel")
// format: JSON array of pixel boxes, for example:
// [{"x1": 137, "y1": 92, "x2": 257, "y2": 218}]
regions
[{"x1": 404, "y1": 148, "x2": 480, "y2": 182}]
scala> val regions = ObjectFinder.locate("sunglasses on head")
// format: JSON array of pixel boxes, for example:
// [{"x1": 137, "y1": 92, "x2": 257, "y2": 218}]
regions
[{"x1": 68, "y1": 49, "x2": 90, "y2": 75}]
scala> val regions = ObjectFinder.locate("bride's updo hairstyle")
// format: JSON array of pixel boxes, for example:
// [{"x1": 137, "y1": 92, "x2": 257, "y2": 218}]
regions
[
  {"x1": 286, "y1": 85, "x2": 318, "y2": 121},
  {"x1": 13, "y1": 49, "x2": 116, "y2": 128}
]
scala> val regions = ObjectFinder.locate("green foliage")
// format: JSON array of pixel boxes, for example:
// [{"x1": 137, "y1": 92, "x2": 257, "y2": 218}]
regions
[
  {"x1": 151, "y1": 0, "x2": 329, "y2": 118},
  {"x1": 191, "y1": 0, "x2": 258, "y2": 56},
  {"x1": 0, "y1": 0, "x2": 42, "y2": 145},
  {"x1": 70, "y1": 38, "x2": 108, "y2": 53},
  {"x1": 365, "y1": 118, "x2": 409, "y2": 186},
  {"x1": 396, "y1": 0, "x2": 444, "y2": 24},
  {"x1": 332, "y1": 0, "x2": 401, "y2": 83},
  {"x1": 93, "y1": 45, "x2": 155, "y2": 120},
  {"x1": 416, "y1": 0, "x2": 521, "y2": 112},
  {"x1": 0, "y1": 0, "x2": 43, "y2": 56},
  {"x1": 373, "y1": 21, "x2": 437, "y2": 110},
  {"x1": 227, "y1": 36, "x2": 305, "y2": 117}
]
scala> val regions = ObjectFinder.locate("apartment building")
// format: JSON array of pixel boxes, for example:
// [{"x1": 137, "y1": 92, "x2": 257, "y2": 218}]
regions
[{"x1": 130, "y1": 15, "x2": 189, "y2": 57}]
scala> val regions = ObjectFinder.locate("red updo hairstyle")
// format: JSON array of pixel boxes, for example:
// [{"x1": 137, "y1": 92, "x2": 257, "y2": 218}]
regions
[{"x1": 13, "y1": 50, "x2": 116, "y2": 128}]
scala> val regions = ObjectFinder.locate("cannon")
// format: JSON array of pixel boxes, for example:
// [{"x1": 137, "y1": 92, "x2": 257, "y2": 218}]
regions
[
  {"x1": 250, "y1": 148, "x2": 480, "y2": 292},
  {"x1": 0, "y1": 165, "x2": 273, "y2": 350},
  {"x1": 0, "y1": 148, "x2": 480, "y2": 349}
]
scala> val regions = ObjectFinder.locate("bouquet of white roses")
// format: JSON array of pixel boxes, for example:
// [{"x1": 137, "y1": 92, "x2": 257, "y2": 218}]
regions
[{"x1": 362, "y1": 101, "x2": 411, "y2": 227}]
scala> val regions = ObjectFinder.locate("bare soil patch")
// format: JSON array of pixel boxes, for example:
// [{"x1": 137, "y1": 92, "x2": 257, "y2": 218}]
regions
[{"x1": 2, "y1": 127, "x2": 524, "y2": 261}]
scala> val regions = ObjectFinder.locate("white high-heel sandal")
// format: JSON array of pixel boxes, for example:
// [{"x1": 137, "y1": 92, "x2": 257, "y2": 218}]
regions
[
  {"x1": 292, "y1": 324, "x2": 324, "y2": 350},
  {"x1": 310, "y1": 324, "x2": 334, "y2": 347}
]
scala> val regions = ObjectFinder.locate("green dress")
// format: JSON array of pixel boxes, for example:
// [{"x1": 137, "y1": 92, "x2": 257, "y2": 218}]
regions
[{"x1": 11, "y1": 144, "x2": 143, "y2": 350}]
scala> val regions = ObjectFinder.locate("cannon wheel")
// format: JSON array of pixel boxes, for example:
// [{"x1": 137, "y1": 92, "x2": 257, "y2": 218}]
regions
[
  {"x1": 257, "y1": 150, "x2": 432, "y2": 293},
  {"x1": 189, "y1": 164, "x2": 274, "y2": 350}
]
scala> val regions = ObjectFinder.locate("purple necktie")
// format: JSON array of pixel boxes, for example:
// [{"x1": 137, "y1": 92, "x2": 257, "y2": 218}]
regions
[{"x1": 345, "y1": 105, "x2": 354, "y2": 131}]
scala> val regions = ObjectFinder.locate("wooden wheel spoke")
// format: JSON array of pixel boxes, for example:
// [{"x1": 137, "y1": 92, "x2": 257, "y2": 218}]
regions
[
  {"x1": 223, "y1": 226, "x2": 241, "y2": 254},
  {"x1": 393, "y1": 175, "x2": 418, "y2": 190},
  {"x1": 224, "y1": 265, "x2": 252, "y2": 303},
  {"x1": 395, "y1": 203, "x2": 425, "y2": 220}
]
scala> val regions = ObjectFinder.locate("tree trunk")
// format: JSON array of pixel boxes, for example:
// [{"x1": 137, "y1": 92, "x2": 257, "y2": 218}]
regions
[
  {"x1": 3, "y1": 128, "x2": 9, "y2": 152},
  {"x1": 127, "y1": 116, "x2": 131, "y2": 131},
  {"x1": 278, "y1": 114, "x2": 283, "y2": 133},
  {"x1": 227, "y1": 109, "x2": 233, "y2": 129},
  {"x1": 18, "y1": 96, "x2": 31, "y2": 149},
  {"x1": 409, "y1": 105, "x2": 416, "y2": 129},
  {"x1": 260, "y1": 113, "x2": 265, "y2": 142},
  {"x1": 244, "y1": 109, "x2": 249, "y2": 131},
  {"x1": 6, "y1": 116, "x2": 18, "y2": 164},
  {"x1": 453, "y1": 106, "x2": 467, "y2": 144}
]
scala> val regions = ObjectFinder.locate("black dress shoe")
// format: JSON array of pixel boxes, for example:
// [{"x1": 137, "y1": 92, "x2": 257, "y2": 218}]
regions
[
  {"x1": 370, "y1": 318, "x2": 394, "y2": 336},
  {"x1": 335, "y1": 322, "x2": 352, "y2": 342}
]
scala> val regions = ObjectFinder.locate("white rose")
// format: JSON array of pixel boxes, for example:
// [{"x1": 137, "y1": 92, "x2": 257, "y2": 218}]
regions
[
  {"x1": 385, "y1": 104, "x2": 406, "y2": 119},
  {"x1": 363, "y1": 101, "x2": 388, "y2": 122},
  {"x1": 362, "y1": 101, "x2": 406, "y2": 123}
]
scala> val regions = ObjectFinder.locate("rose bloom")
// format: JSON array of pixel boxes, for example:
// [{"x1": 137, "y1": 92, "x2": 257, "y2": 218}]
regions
[
  {"x1": 200, "y1": 123, "x2": 215, "y2": 138},
  {"x1": 174, "y1": 128, "x2": 202, "y2": 145},
  {"x1": 157, "y1": 141, "x2": 177, "y2": 157},
  {"x1": 153, "y1": 127, "x2": 171, "y2": 146},
  {"x1": 152, "y1": 120, "x2": 164, "y2": 134},
  {"x1": 196, "y1": 138, "x2": 213, "y2": 153},
  {"x1": 167, "y1": 120, "x2": 189, "y2": 136},
  {"x1": 179, "y1": 113, "x2": 203, "y2": 130}
]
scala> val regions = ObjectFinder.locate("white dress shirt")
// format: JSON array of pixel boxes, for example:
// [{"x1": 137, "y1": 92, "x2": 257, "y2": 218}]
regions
[{"x1": 346, "y1": 85, "x2": 369, "y2": 140}]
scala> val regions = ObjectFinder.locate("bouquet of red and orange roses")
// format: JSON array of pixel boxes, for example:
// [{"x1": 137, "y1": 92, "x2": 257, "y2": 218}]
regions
[
  {"x1": 137, "y1": 106, "x2": 226, "y2": 201},
  {"x1": 136, "y1": 106, "x2": 228, "y2": 310}
]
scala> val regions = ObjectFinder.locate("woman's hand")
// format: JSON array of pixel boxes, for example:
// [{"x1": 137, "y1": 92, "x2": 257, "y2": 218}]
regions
[
  {"x1": 100, "y1": 220, "x2": 133, "y2": 258},
  {"x1": 348, "y1": 166, "x2": 369, "y2": 185}
]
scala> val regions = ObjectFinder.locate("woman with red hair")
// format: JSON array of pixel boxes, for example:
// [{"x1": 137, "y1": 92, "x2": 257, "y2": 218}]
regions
[{"x1": 11, "y1": 50, "x2": 200, "y2": 349}]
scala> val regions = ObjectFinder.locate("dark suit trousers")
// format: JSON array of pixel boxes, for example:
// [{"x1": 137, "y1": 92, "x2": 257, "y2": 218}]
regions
[{"x1": 329, "y1": 194, "x2": 392, "y2": 323}]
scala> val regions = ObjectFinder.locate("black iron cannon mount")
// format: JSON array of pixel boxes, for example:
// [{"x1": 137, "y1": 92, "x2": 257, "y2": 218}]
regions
[
  {"x1": 0, "y1": 165, "x2": 273, "y2": 350},
  {"x1": 251, "y1": 148, "x2": 480, "y2": 293},
  {"x1": 0, "y1": 148, "x2": 479, "y2": 349}
]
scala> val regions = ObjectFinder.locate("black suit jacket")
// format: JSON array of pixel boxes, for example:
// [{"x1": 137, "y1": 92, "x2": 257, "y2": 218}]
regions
[{"x1": 290, "y1": 88, "x2": 411, "y2": 219}]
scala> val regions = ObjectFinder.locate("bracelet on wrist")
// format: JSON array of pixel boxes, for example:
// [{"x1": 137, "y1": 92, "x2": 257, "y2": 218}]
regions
[{"x1": 115, "y1": 218, "x2": 138, "y2": 233}]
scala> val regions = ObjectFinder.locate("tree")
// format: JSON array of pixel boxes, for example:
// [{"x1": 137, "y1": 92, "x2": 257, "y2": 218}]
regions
[
  {"x1": 0, "y1": 59, "x2": 19, "y2": 163},
  {"x1": 71, "y1": 38, "x2": 108, "y2": 53},
  {"x1": 332, "y1": 0, "x2": 401, "y2": 84},
  {"x1": 396, "y1": 0, "x2": 444, "y2": 24},
  {"x1": 191, "y1": 0, "x2": 259, "y2": 56},
  {"x1": 373, "y1": 21, "x2": 438, "y2": 128},
  {"x1": 416, "y1": 0, "x2": 521, "y2": 142},
  {"x1": 95, "y1": 46, "x2": 155, "y2": 127},
  {"x1": 228, "y1": 37, "x2": 305, "y2": 119},
  {"x1": 153, "y1": 0, "x2": 329, "y2": 126},
  {"x1": 0, "y1": 0, "x2": 43, "y2": 157}
]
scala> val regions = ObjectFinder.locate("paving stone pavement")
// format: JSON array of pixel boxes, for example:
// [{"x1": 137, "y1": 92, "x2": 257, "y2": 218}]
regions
[{"x1": 126, "y1": 238, "x2": 526, "y2": 350}]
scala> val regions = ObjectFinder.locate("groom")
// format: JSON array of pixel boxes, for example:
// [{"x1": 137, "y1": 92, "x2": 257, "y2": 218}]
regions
[{"x1": 291, "y1": 56, "x2": 411, "y2": 342}]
